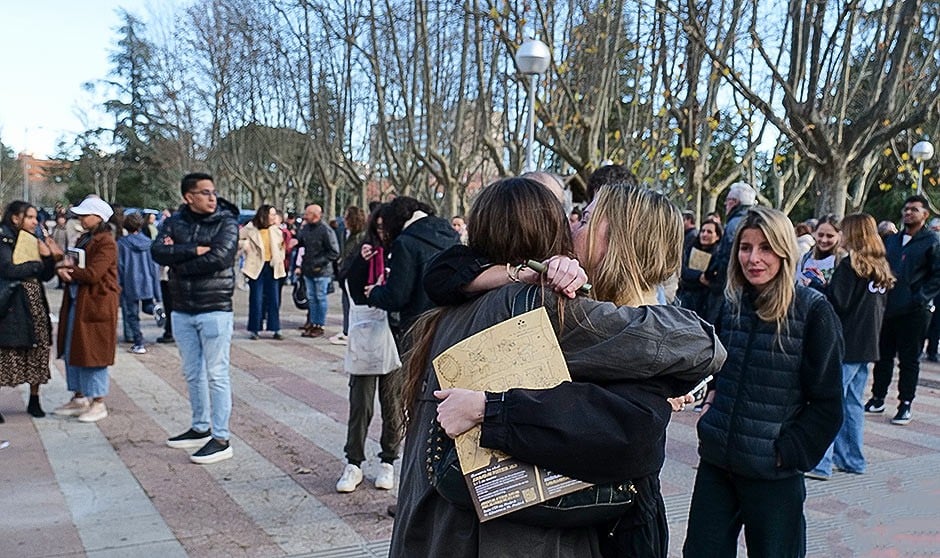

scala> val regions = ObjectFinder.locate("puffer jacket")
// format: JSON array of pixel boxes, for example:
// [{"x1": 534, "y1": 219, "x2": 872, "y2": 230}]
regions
[
  {"x1": 882, "y1": 226, "x2": 940, "y2": 317},
  {"x1": 151, "y1": 198, "x2": 239, "y2": 313},
  {"x1": 697, "y1": 286, "x2": 844, "y2": 480}
]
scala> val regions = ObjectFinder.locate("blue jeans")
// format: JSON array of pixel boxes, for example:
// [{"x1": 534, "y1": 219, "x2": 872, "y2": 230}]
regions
[
  {"x1": 121, "y1": 295, "x2": 143, "y2": 345},
  {"x1": 304, "y1": 275, "x2": 331, "y2": 326},
  {"x1": 172, "y1": 311, "x2": 234, "y2": 440},
  {"x1": 64, "y1": 296, "x2": 109, "y2": 398},
  {"x1": 812, "y1": 362, "x2": 868, "y2": 476},
  {"x1": 247, "y1": 262, "x2": 280, "y2": 333}
]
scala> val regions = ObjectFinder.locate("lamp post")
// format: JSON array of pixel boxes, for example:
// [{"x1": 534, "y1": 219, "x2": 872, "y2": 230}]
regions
[
  {"x1": 912, "y1": 140, "x2": 935, "y2": 196},
  {"x1": 514, "y1": 38, "x2": 551, "y2": 173}
]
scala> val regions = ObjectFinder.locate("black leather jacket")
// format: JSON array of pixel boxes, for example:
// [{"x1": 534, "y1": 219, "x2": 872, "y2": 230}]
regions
[{"x1": 151, "y1": 199, "x2": 239, "y2": 314}]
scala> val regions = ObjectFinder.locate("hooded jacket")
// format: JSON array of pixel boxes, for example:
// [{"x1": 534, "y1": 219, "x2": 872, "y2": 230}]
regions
[
  {"x1": 151, "y1": 198, "x2": 239, "y2": 314},
  {"x1": 366, "y1": 214, "x2": 459, "y2": 332},
  {"x1": 118, "y1": 231, "x2": 161, "y2": 302}
]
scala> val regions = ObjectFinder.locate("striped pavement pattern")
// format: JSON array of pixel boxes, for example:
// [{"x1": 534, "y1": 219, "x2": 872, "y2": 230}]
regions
[{"x1": 1, "y1": 288, "x2": 939, "y2": 557}]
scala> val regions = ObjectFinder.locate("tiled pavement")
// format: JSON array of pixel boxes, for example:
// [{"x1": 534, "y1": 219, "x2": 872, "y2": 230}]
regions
[{"x1": 1, "y1": 285, "x2": 939, "y2": 557}]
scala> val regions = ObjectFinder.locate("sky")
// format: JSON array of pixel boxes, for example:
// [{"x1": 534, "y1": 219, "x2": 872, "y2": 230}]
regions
[{"x1": 0, "y1": 0, "x2": 167, "y2": 159}]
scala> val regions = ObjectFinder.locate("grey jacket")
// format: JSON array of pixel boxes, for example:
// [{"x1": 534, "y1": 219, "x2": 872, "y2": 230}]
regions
[{"x1": 390, "y1": 284, "x2": 726, "y2": 558}]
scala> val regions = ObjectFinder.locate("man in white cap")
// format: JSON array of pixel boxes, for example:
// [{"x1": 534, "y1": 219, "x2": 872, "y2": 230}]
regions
[{"x1": 152, "y1": 173, "x2": 240, "y2": 464}]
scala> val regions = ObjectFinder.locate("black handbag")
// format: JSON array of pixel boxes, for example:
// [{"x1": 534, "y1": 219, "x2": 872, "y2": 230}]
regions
[
  {"x1": 292, "y1": 280, "x2": 309, "y2": 310},
  {"x1": 425, "y1": 285, "x2": 636, "y2": 528},
  {"x1": 0, "y1": 278, "x2": 21, "y2": 318}
]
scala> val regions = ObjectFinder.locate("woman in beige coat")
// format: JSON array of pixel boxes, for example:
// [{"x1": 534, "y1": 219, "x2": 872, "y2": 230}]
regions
[{"x1": 239, "y1": 205, "x2": 286, "y2": 339}]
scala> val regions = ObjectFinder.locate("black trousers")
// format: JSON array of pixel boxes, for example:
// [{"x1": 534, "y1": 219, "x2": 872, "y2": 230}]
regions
[
  {"x1": 683, "y1": 461, "x2": 806, "y2": 558},
  {"x1": 160, "y1": 279, "x2": 173, "y2": 337},
  {"x1": 872, "y1": 309, "x2": 930, "y2": 402}
]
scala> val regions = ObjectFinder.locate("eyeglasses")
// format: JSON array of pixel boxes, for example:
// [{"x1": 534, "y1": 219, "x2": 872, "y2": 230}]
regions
[{"x1": 189, "y1": 189, "x2": 218, "y2": 198}]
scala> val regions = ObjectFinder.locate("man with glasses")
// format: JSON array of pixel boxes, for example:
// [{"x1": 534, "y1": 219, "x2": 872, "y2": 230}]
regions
[
  {"x1": 867, "y1": 195, "x2": 940, "y2": 425},
  {"x1": 152, "y1": 172, "x2": 240, "y2": 463}
]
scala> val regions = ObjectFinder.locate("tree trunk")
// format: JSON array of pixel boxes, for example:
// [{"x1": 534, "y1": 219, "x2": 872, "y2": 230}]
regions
[{"x1": 813, "y1": 163, "x2": 849, "y2": 217}]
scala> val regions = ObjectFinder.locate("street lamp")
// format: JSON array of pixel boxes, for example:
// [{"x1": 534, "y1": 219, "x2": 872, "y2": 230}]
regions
[
  {"x1": 912, "y1": 140, "x2": 935, "y2": 196},
  {"x1": 514, "y1": 38, "x2": 551, "y2": 173}
]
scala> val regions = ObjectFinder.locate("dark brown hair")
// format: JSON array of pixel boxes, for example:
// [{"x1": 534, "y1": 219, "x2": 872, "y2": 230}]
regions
[
  {"x1": 401, "y1": 177, "x2": 574, "y2": 421},
  {"x1": 344, "y1": 206, "x2": 366, "y2": 235},
  {"x1": 251, "y1": 205, "x2": 274, "y2": 229}
]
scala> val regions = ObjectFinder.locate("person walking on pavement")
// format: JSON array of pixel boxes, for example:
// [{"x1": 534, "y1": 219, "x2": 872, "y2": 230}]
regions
[
  {"x1": 295, "y1": 204, "x2": 339, "y2": 338},
  {"x1": 152, "y1": 173, "x2": 239, "y2": 464},
  {"x1": 865, "y1": 195, "x2": 940, "y2": 425},
  {"x1": 700, "y1": 182, "x2": 757, "y2": 323},
  {"x1": 53, "y1": 196, "x2": 120, "y2": 423},
  {"x1": 0, "y1": 201, "x2": 63, "y2": 421}
]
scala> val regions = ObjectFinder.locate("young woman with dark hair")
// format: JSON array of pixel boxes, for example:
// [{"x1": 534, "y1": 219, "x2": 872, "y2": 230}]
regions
[
  {"x1": 0, "y1": 201, "x2": 63, "y2": 421},
  {"x1": 239, "y1": 204, "x2": 286, "y2": 340}
]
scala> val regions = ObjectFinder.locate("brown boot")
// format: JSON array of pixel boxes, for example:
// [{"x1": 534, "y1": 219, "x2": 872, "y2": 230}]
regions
[
  {"x1": 302, "y1": 325, "x2": 324, "y2": 338},
  {"x1": 298, "y1": 322, "x2": 311, "y2": 330}
]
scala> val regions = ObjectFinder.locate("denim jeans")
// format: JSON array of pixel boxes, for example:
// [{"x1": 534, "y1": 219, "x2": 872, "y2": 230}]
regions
[
  {"x1": 684, "y1": 460, "x2": 806, "y2": 558},
  {"x1": 121, "y1": 295, "x2": 143, "y2": 345},
  {"x1": 304, "y1": 275, "x2": 331, "y2": 326},
  {"x1": 172, "y1": 310, "x2": 234, "y2": 440},
  {"x1": 247, "y1": 262, "x2": 280, "y2": 333},
  {"x1": 63, "y1": 297, "x2": 109, "y2": 398},
  {"x1": 813, "y1": 362, "x2": 868, "y2": 476}
]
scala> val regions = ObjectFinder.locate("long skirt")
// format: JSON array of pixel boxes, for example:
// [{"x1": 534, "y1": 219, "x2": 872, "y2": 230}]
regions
[{"x1": 0, "y1": 280, "x2": 51, "y2": 387}]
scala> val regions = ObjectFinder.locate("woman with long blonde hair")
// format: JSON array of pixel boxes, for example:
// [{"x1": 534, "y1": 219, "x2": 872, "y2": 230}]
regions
[
  {"x1": 806, "y1": 213, "x2": 894, "y2": 480},
  {"x1": 684, "y1": 206, "x2": 844, "y2": 557}
]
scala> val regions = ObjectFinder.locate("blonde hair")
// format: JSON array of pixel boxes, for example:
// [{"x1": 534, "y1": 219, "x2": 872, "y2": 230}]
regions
[
  {"x1": 584, "y1": 183, "x2": 683, "y2": 306},
  {"x1": 841, "y1": 213, "x2": 895, "y2": 290},
  {"x1": 725, "y1": 206, "x2": 798, "y2": 332}
]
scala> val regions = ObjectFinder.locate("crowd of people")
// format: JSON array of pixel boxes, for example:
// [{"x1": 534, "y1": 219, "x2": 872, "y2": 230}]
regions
[{"x1": 1, "y1": 163, "x2": 938, "y2": 557}]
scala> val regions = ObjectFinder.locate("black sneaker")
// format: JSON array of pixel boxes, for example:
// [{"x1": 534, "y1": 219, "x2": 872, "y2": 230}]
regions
[
  {"x1": 156, "y1": 335, "x2": 175, "y2": 344},
  {"x1": 891, "y1": 402, "x2": 912, "y2": 425},
  {"x1": 166, "y1": 428, "x2": 212, "y2": 449},
  {"x1": 864, "y1": 397, "x2": 885, "y2": 413},
  {"x1": 190, "y1": 438, "x2": 233, "y2": 464}
]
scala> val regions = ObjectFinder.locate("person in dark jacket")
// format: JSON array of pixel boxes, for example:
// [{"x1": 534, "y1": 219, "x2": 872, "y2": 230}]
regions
[
  {"x1": 683, "y1": 206, "x2": 844, "y2": 558},
  {"x1": 700, "y1": 182, "x2": 757, "y2": 323},
  {"x1": 152, "y1": 173, "x2": 239, "y2": 465},
  {"x1": 866, "y1": 195, "x2": 940, "y2": 425},
  {"x1": 295, "y1": 204, "x2": 339, "y2": 338},
  {"x1": 679, "y1": 219, "x2": 722, "y2": 316},
  {"x1": 806, "y1": 214, "x2": 894, "y2": 480},
  {"x1": 0, "y1": 201, "x2": 61, "y2": 421},
  {"x1": 118, "y1": 213, "x2": 162, "y2": 354},
  {"x1": 363, "y1": 196, "x2": 460, "y2": 339}
]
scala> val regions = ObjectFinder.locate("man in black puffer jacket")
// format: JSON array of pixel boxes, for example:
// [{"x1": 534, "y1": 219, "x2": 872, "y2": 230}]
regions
[{"x1": 152, "y1": 172, "x2": 239, "y2": 465}]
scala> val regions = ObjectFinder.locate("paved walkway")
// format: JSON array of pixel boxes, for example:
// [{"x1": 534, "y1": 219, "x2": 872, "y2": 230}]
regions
[{"x1": 1, "y1": 285, "x2": 939, "y2": 557}]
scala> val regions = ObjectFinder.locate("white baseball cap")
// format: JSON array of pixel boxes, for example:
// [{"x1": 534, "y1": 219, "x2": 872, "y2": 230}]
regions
[{"x1": 70, "y1": 196, "x2": 114, "y2": 221}]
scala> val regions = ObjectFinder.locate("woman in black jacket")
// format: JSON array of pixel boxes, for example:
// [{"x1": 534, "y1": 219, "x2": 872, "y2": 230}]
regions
[
  {"x1": 807, "y1": 214, "x2": 894, "y2": 480},
  {"x1": 684, "y1": 207, "x2": 844, "y2": 557},
  {"x1": 679, "y1": 219, "x2": 723, "y2": 316},
  {"x1": 0, "y1": 201, "x2": 61, "y2": 421}
]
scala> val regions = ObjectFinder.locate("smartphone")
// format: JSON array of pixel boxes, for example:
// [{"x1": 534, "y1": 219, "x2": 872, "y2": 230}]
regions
[
  {"x1": 35, "y1": 224, "x2": 46, "y2": 240},
  {"x1": 686, "y1": 375, "x2": 713, "y2": 402}
]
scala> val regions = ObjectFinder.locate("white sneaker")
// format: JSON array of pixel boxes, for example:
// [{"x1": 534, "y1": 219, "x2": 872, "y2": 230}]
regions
[
  {"x1": 77, "y1": 401, "x2": 108, "y2": 423},
  {"x1": 53, "y1": 397, "x2": 90, "y2": 417},
  {"x1": 336, "y1": 463, "x2": 363, "y2": 493},
  {"x1": 328, "y1": 333, "x2": 348, "y2": 346},
  {"x1": 129, "y1": 344, "x2": 147, "y2": 354},
  {"x1": 375, "y1": 462, "x2": 395, "y2": 490}
]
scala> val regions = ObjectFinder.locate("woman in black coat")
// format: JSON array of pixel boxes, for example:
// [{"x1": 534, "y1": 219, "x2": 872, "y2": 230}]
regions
[
  {"x1": 679, "y1": 219, "x2": 722, "y2": 317},
  {"x1": 0, "y1": 201, "x2": 62, "y2": 421}
]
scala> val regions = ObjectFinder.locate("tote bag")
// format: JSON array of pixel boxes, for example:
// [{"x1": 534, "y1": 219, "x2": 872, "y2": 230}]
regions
[{"x1": 344, "y1": 281, "x2": 400, "y2": 376}]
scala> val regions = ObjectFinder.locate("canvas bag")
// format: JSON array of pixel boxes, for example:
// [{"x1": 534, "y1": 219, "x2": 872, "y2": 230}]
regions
[{"x1": 344, "y1": 279, "x2": 400, "y2": 376}]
